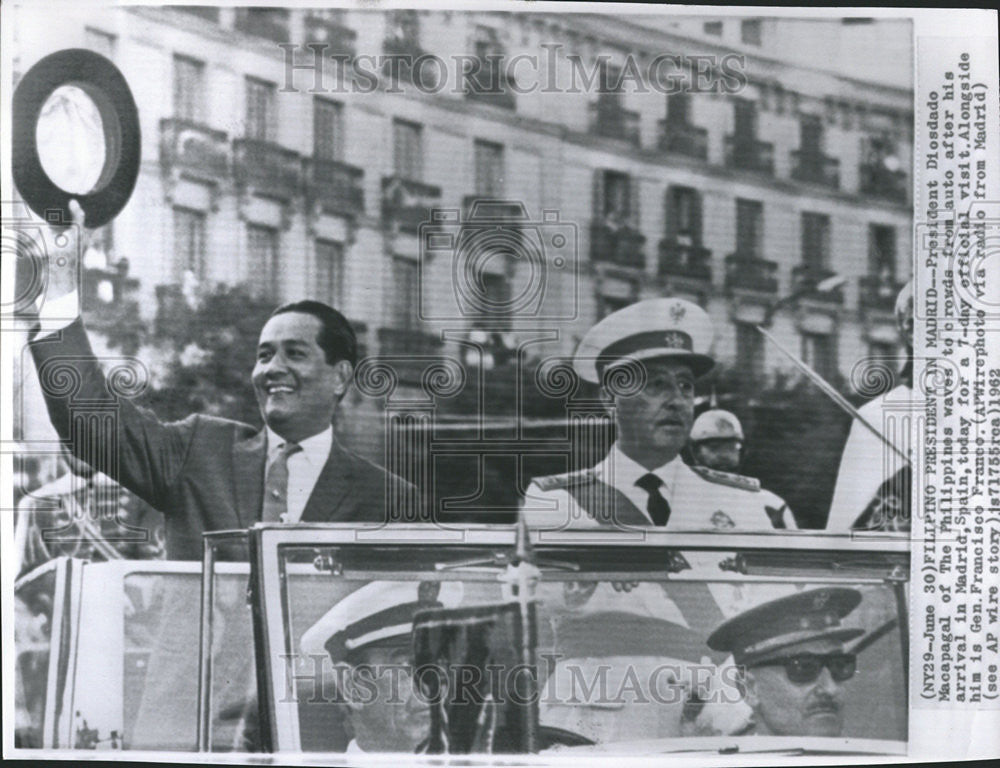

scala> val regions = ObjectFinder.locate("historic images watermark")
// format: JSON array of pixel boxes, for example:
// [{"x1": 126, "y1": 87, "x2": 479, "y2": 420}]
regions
[
  {"x1": 278, "y1": 45, "x2": 748, "y2": 96},
  {"x1": 280, "y1": 653, "x2": 745, "y2": 708}
]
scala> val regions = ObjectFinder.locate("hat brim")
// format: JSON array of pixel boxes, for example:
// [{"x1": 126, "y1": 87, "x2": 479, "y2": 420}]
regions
[
  {"x1": 741, "y1": 626, "x2": 865, "y2": 666},
  {"x1": 579, "y1": 350, "x2": 715, "y2": 384}
]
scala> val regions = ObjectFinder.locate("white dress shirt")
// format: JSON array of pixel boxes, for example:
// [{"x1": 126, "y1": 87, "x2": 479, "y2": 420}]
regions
[
  {"x1": 265, "y1": 425, "x2": 333, "y2": 523},
  {"x1": 603, "y1": 444, "x2": 684, "y2": 521}
]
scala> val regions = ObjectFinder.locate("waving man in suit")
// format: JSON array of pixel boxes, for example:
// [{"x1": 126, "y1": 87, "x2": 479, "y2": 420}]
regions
[{"x1": 25, "y1": 203, "x2": 415, "y2": 560}]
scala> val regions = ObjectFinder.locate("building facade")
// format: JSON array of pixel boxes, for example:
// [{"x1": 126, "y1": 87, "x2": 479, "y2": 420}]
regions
[{"x1": 12, "y1": 6, "x2": 913, "y2": 397}]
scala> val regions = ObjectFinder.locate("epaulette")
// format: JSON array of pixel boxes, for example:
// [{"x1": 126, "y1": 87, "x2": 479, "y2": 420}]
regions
[
  {"x1": 532, "y1": 469, "x2": 598, "y2": 492},
  {"x1": 690, "y1": 464, "x2": 761, "y2": 492}
]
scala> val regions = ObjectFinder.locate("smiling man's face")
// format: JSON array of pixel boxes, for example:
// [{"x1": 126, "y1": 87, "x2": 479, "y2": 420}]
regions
[
  {"x1": 252, "y1": 312, "x2": 351, "y2": 442},
  {"x1": 612, "y1": 358, "x2": 696, "y2": 469}
]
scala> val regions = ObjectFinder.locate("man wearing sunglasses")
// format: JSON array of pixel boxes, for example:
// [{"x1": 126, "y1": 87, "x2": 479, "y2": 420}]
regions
[{"x1": 707, "y1": 587, "x2": 863, "y2": 737}]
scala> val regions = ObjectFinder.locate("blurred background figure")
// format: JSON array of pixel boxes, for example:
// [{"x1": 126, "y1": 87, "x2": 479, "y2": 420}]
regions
[
  {"x1": 826, "y1": 281, "x2": 912, "y2": 531},
  {"x1": 689, "y1": 409, "x2": 745, "y2": 473},
  {"x1": 688, "y1": 408, "x2": 795, "y2": 529},
  {"x1": 15, "y1": 445, "x2": 165, "y2": 575}
]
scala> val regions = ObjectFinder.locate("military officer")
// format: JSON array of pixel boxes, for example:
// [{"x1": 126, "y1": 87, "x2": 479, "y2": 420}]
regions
[
  {"x1": 300, "y1": 580, "x2": 463, "y2": 753},
  {"x1": 689, "y1": 409, "x2": 792, "y2": 528},
  {"x1": 706, "y1": 587, "x2": 864, "y2": 737},
  {"x1": 521, "y1": 298, "x2": 794, "y2": 530}
]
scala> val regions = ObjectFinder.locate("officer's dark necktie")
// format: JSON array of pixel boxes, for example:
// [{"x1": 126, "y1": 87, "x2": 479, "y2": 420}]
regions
[
  {"x1": 262, "y1": 442, "x2": 302, "y2": 523},
  {"x1": 635, "y1": 472, "x2": 671, "y2": 526}
]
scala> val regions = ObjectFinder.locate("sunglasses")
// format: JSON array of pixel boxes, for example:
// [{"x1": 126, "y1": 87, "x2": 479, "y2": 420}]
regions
[{"x1": 753, "y1": 652, "x2": 857, "y2": 684}]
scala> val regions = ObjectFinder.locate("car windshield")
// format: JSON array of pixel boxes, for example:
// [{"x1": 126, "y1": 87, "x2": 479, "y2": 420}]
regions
[
  {"x1": 124, "y1": 570, "x2": 254, "y2": 751},
  {"x1": 263, "y1": 537, "x2": 907, "y2": 754}
]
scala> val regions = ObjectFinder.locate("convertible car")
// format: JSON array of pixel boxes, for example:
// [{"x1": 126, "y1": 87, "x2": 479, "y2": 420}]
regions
[{"x1": 14, "y1": 524, "x2": 909, "y2": 759}]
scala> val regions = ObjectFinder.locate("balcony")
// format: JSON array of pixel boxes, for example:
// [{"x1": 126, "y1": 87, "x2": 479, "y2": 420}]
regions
[
  {"x1": 791, "y1": 150, "x2": 840, "y2": 189},
  {"x1": 658, "y1": 120, "x2": 709, "y2": 160},
  {"x1": 159, "y1": 118, "x2": 228, "y2": 182},
  {"x1": 303, "y1": 14, "x2": 356, "y2": 55},
  {"x1": 304, "y1": 157, "x2": 365, "y2": 217},
  {"x1": 383, "y1": 35, "x2": 438, "y2": 88},
  {"x1": 860, "y1": 164, "x2": 908, "y2": 204},
  {"x1": 725, "y1": 136, "x2": 775, "y2": 175},
  {"x1": 234, "y1": 9, "x2": 289, "y2": 43},
  {"x1": 377, "y1": 327, "x2": 444, "y2": 359},
  {"x1": 589, "y1": 101, "x2": 641, "y2": 147},
  {"x1": 792, "y1": 265, "x2": 844, "y2": 304},
  {"x1": 859, "y1": 274, "x2": 905, "y2": 313},
  {"x1": 232, "y1": 139, "x2": 301, "y2": 200},
  {"x1": 174, "y1": 6, "x2": 220, "y2": 22},
  {"x1": 724, "y1": 254, "x2": 779, "y2": 294},
  {"x1": 658, "y1": 241, "x2": 712, "y2": 282},
  {"x1": 590, "y1": 222, "x2": 646, "y2": 270},
  {"x1": 382, "y1": 176, "x2": 443, "y2": 234},
  {"x1": 464, "y1": 62, "x2": 517, "y2": 111}
]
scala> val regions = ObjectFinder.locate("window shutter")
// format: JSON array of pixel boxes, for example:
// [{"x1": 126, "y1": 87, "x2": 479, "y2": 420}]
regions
[
  {"x1": 691, "y1": 191, "x2": 703, "y2": 245},
  {"x1": 664, "y1": 187, "x2": 677, "y2": 241},
  {"x1": 628, "y1": 175, "x2": 641, "y2": 230},
  {"x1": 592, "y1": 169, "x2": 605, "y2": 222}
]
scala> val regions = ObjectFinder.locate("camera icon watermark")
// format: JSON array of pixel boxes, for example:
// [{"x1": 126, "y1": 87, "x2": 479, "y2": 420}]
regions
[
  {"x1": 418, "y1": 200, "x2": 578, "y2": 322},
  {"x1": 1, "y1": 201, "x2": 81, "y2": 326}
]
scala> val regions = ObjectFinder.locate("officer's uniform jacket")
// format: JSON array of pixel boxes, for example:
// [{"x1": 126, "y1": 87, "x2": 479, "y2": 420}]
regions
[{"x1": 521, "y1": 444, "x2": 794, "y2": 530}]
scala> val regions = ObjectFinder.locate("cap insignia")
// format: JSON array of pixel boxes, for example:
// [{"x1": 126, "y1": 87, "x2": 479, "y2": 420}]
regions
[
  {"x1": 663, "y1": 331, "x2": 688, "y2": 349},
  {"x1": 669, "y1": 302, "x2": 686, "y2": 323}
]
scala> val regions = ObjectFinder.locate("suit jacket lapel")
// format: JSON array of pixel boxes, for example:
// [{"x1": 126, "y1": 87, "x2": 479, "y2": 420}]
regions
[
  {"x1": 300, "y1": 439, "x2": 354, "y2": 522},
  {"x1": 232, "y1": 430, "x2": 267, "y2": 526}
]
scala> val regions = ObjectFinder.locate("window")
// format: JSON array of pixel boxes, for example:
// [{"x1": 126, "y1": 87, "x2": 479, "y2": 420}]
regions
[
  {"x1": 474, "y1": 140, "x2": 504, "y2": 197},
  {"x1": 741, "y1": 19, "x2": 762, "y2": 46},
  {"x1": 391, "y1": 257, "x2": 419, "y2": 329},
  {"x1": 667, "y1": 187, "x2": 701, "y2": 245},
  {"x1": 799, "y1": 113, "x2": 824, "y2": 156},
  {"x1": 736, "y1": 322, "x2": 765, "y2": 383},
  {"x1": 736, "y1": 199, "x2": 763, "y2": 258},
  {"x1": 733, "y1": 98, "x2": 757, "y2": 141},
  {"x1": 387, "y1": 9, "x2": 419, "y2": 43},
  {"x1": 868, "y1": 340, "x2": 897, "y2": 362},
  {"x1": 801, "y1": 332, "x2": 837, "y2": 380},
  {"x1": 173, "y1": 207, "x2": 205, "y2": 280},
  {"x1": 245, "y1": 77, "x2": 276, "y2": 141},
  {"x1": 314, "y1": 240, "x2": 344, "y2": 307},
  {"x1": 602, "y1": 171, "x2": 631, "y2": 223},
  {"x1": 666, "y1": 91, "x2": 691, "y2": 125},
  {"x1": 703, "y1": 21, "x2": 723, "y2": 36},
  {"x1": 84, "y1": 27, "x2": 116, "y2": 59},
  {"x1": 246, "y1": 224, "x2": 278, "y2": 299},
  {"x1": 173, "y1": 55, "x2": 204, "y2": 122},
  {"x1": 313, "y1": 98, "x2": 343, "y2": 161},
  {"x1": 801, "y1": 213, "x2": 830, "y2": 270},
  {"x1": 869, "y1": 225, "x2": 897, "y2": 278},
  {"x1": 393, "y1": 119, "x2": 422, "y2": 181}
]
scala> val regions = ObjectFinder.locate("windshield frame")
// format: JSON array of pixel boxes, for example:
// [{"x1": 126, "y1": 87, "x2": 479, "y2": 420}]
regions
[{"x1": 247, "y1": 524, "x2": 909, "y2": 756}]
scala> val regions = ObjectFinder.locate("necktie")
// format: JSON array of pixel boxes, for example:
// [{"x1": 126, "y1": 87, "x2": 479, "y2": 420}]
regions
[
  {"x1": 635, "y1": 473, "x2": 671, "y2": 526},
  {"x1": 261, "y1": 442, "x2": 302, "y2": 523}
]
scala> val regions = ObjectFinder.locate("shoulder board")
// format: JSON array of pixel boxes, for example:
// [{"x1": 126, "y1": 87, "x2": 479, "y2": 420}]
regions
[
  {"x1": 532, "y1": 469, "x2": 598, "y2": 492},
  {"x1": 690, "y1": 464, "x2": 761, "y2": 492}
]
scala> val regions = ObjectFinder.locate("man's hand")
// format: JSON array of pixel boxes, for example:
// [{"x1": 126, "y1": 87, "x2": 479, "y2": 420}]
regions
[{"x1": 42, "y1": 200, "x2": 87, "y2": 303}]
